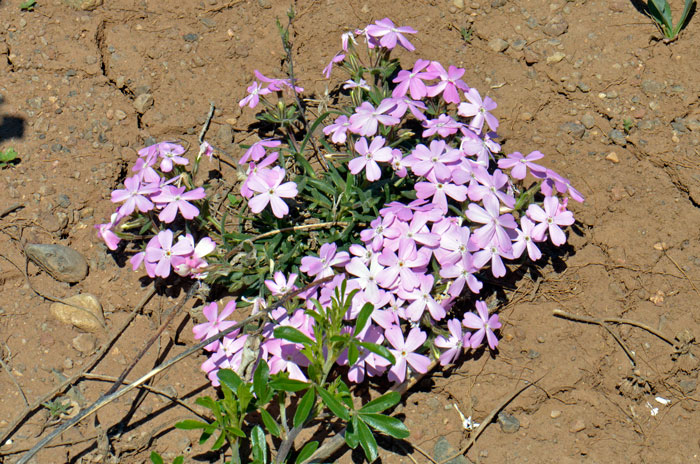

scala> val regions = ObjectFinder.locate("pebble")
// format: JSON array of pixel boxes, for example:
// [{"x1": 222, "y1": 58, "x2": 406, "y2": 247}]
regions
[
  {"x1": 546, "y1": 52, "x2": 566, "y2": 64},
  {"x1": 671, "y1": 118, "x2": 687, "y2": 133},
  {"x1": 25, "y1": 244, "x2": 89, "y2": 283},
  {"x1": 569, "y1": 419, "x2": 585, "y2": 433},
  {"x1": 524, "y1": 48, "x2": 540, "y2": 64},
  {"x1": 133, "y1": 93, "x2": 154, "y2": 114},
  {"x1": 608, "y1": 129, "x2": 627, "y2": 146},
  {"x1": 686, "y1": 119, "x2": 700, "y2": 131},
  {"x1": 641, "y1": 79, "x2": 663, "y2": 96},
  {"x1": 536, "y1": 335, "x2": 545, "y2": 343},
  {"x1": 606, "y1": 152, "x2": 620, "y2": 163},
  {"x1": 550, "y1": 409, "x2": 562, "y2": 418},
  {"x1": 511, "y1": 38, "x2": 526, "y2": 50},
  {"x1": 63, "y1": 0, "x2": 103, "y2": 10},
  {"x1": 182, "y1": 33, "x2": 199, "y2": 42},
  {"x1": 114, "y1": 109, "x2": 127, "y2": 120},
  {"x1": 51, "y1": 294, "x2": 105, "y2": 333},
  {"x1": 543, "y1": 15, "x2": 568, "y2": 36},
  {"x1": 526, "y1": 16, "x2": 539, "y2": 29},
  {"x1": 679, "y1": 379, "x2": 697, "y2": 395},
  {"x1": 488, "y1": 38, "x2": 509, "y2": 53},
  {"x1": 632, "y1": 108, "x2": 646, "y2": 119},
  {"x1": 497, "y1": 412, "x2": 520, "y2": 433},
  {"x1": 72, "y1": 333, "x2": 97, "y2": 354},
  {"x1": 581, "y1": 113, "x2": 595, "y2": 129},
  {"x1": 433, "y1": 437, "x2": 470, "y2": 464},
  {"x1": 520, "y1": 112, "x2": 533, "y2": 121},
  {"x1": 453, "y1": 0, "x2": 465, "y2": 8},
  {"x1": 561, "y1": 122, "x2": 585, "y2": 138}
]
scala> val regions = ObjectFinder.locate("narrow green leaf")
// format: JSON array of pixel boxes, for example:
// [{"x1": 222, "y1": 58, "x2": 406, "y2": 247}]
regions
[
  {"x1": 198, "y1": 428, "x2": 213, "y2": 445},
  {"x1": 356, "y1": 418, "x2": 378, "y2": 462},
  {"x1": 211, "y1": 431, "x2": 227, "y2": 450},
  {"x1": 293, "y1": 388, "x2": 316, "y2": 428},
  {"x1": 194, "y1": 396, "x2": 217, "y2": 411},
  {"x1": 316, "y1": 386, "x2": 350, "y2": 421},
  {"x1": 359, "y1": 392, "x2": 401, "y2": 414},
  {"x1": 648, "y1": 0, "x2": 673, "y2": 30},
  {"x1": 295, "y1": 440, "x2": 319, "y2": 464},
  {"x1": 348, "y1": 342, "x2": 360, "y2": 366},
  {"x1": 359, "y1": 413, "x2": 410, "y2": 439},
  {"x1": 173, "y1": 457, "x2": 184, "y2": 464},
  {"x1": 254, "y1": 360, "x2": 271, "y2": 403},
  {"x1": 274, "y1": 326, "x2": 314, "y2": 347},
  {"x1": 269, "y1": 377, "x2": 310, "y2": 392},
  {"x1": 225, "y1": 425, "x2": 247, "y2": 438},
  {"x1": 345, "y1": 415, "x2": 360, "y2": 449},
  {"x1": 260, "y1": 409, "x2": 281, "y2": 437},
  {"x1": 674, "y1": 0, "x2": 695, "y2": 36},
  {"x1": 149, "y1": 451, "x2": 164, "y2": 464},
  {"x1": 251, "y1": 425, "x2": 268, "y2": 464},
  {"x1": 354, "y1": 302, "x2": 374, "y2": 335},
  {"x1": 217, "y1": 369, "x2": 243, "y2": 392},
  {"x1": 175, "y1": 419, "x2": 210, "y2": 430},
  {"x1": 357, "y1": 341, "x2": 396, "y2": 365}
]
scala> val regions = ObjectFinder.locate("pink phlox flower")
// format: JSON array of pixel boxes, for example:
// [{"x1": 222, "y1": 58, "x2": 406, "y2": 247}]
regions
[
  {"x1": 300, "y1": 242, "x2": 350, "y2": 279},
  {"x1": 345, "y1": 256, "x2": 384, "y2": 304},
  {"x1": 130, "y1": 235, "x2": 158, "y2": 277},
  {"x1": 541, "y1": 169, "x2": 585, "y2": 202},
  {"x1": 435, "y1": 318, "x2": 471, "y2": 366},
  {"x1": 408, "y1": 140, "x2": 461, "y2": 181},
  {"x1": 341, "y1": 31, "x2": 356, "y2": 51},
  {"x1": 346, "y1": 287, "x2": 390, "y2": 320},
  {"x1": 422, "y1": 114, "x2": 463, "y2": 138},
  {"x1": 341, "y1": 324, "x2": 390, "y2": 383},
  {"x1": 151, "y1": 185, "x2": 206, "y2": 223},
  {"x1": 392, "y1": 59, "x2": 434, "y2": 100},
  {"x1": 239, "y1": 81, "x2": 271, "y2": 109},
  {"x1": 349, "y1": 243, "x2": 375, "y2": 266},
  {"x1": 440, "y1": 254, "x2": 483, "y2": 297},
  {"x1": 472, "y1": 238, "x2": 514, "y2": 278},
  {"x1": 254, "y1": 70, "x2": 304, "y2": 93},
  {"x1": 466, "y1": 195, "x2": 517, "y2": 251},
  {"x1": 467, "y1": 168, "x2": 515, "y2": 209},
  {"x1": 459, "y1": 129, "x2": 500, "y2": 165},
  {"x1": 400, "y1": 273, "x2": 445, "y2": 321},
  {"x1": 240, "y1": 152, "x2": 280, "y2": 199},
  {"x1": 239, "y1": 138, "x2": 282, "y2": 165},
  {"x1": 349, "y1": 136, "x2": 394, "y2": 181},
  {"x1": 261, "y1": 307, "x2": 291, "y2": 339},
  {"x1": 435, "y1": 224, "x2": 471, "y2": 266},
  {"x1": 172, "y1": 235, "x2": 216, "y2": 278},
  {"x1": 360, "y1": 212, "x2": 399, "y2": 252},
  {"x1": 134, "y1": 145, "x2": 161, "y2": 183},
  {"x1": 387, "y1": 148, "x2": 409, "y2": 178},
  {"x1": 463, "y1": 300, "x2": 501, "y2": 350},
  {"x1": 511, "y1": 216, "x2": 543, "y2": 261},
  {"x1": 110, "y1": 174, "x2": 159, "y2": 216},
  {"x1": 458, "y1": 88, "x2": 499, "y2": 133},
  {"x1": 155, "y1": 142, "x2": 188, "y2": 173},
  {"x1": 343, "y1": 78, "x2": 370, "y2": 90},
  {"x1": 144, "y1": 229, "x2": 194, "y2": 278},
  {"x1": 426, "y1": 62, "x2": 469, "y2": 104},
  {"x1": 266, "y1": 339, "x2": 309, "y2": 382},
  {"x1": 387, "y1": 96, "x2": 427, "y2": 121},
  {"x1": 376, "y1": 239, "x2": 427, "y2": 292},
  {"x1": 385, "y1": 326, "x2": 430, "y2": 383},
  {"x1": 382, "y1": 211, "x2": 439, "y2": 252},
  {"x1": 265, "y1": 271, "x2": 299, "y2": 296},
  {"x1": 379, "y1": 199, "x2": 432, "y2": 222},
  {"x1": 497, "y1": 151, "x2": 546, "y2": 180},
  {"x1": 323, "y1": 115, "x2": 352, "y2": 145},
  {"x1": 247, "y1": 166, "x2": 298, "y2": 218},
  {"x1": 414, "y1": 171, "x2": 468, "y2": 213},
  {"x1": 95, "y1": 211, "x2": 124, "y2": 251},
  {"x1": 201, "y1": 332, "x2": 247, "y2": 387},
  {"x1": 192, "y1": 300, "x2": 238, "y2": 352},
  {"x1": 348, "y1": 100, "x2": 400, "y2": 137},
  {"x1": 323, "y1": 52, "x2": 345, "y2": 79},
  {"x1": 198, "y1": 141, "x2": 214, "y2": 161},
  {"x1": 526, "y1": 196, "x2": 575, "y2": 246},
  {"x1": 364, "y1": 18, "x2": 417, "y2": 51}
]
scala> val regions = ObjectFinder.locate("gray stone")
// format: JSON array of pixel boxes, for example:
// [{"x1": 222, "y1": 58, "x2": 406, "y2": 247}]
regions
[
  {"x1": 257, "y1": 0, "x2": 272, "y2": 7},
  {"x1": 581, "y1": 113, "x2": 595, "y2": 129},
  {"x1": 25, "y1": 244, "x2": 89, "y2": 283},
  {"x1": 488, "y1": 38, "x2": 509, "y2": 53},
  {"x1": 433, "y1": 436, "x2": 471, "y2": 464},
  {"x1": 491, "y1": 0, "x2": 507, "y2": 7},
  {"x1": 577, "y1": 82, "x2": 591, "y2": 92},
  {"x1": 543, "y1": 15, "x2": 568, "y2": 36},
  {"x1": 72, "y1": 333, "x2": 97, "y2": 354},
  {"x1": 63, "y1": 0, "x2": 102, "y2": 10},
  {"x1": 497, "y1": 411, "x2": 520, "y2": 433},
  {"x1": 680, "y1": 379, "x2": 697, "y2": 395},
  {"x1": 511, "y1": 38, "x2": 526, "y2": 50},
  {"x1": 183, "y1": 33, "x2": 199, "y2": 42},
  {"x1": 561, "y1": 122, "x2": 585, "y2": 139},
  {"x1": 641, "y1": 79, "x2": 663, "y2": 96},
  {"x1": 51, "y1": 294, "x2": 104, "y2": 333},
  {"x1": 133, "y1": 94, "x2": 154, "y2": 114},
  {"x1": 686, "y1": 119, "x2": 700, "y2": 131},
  {"x1": 609, "y1": 129, "x2": 627, "y2": 146},
  {"x1": 526, "y1": 16, "x2": 538, "y2": 29},
  {"x1": 671, "y1": 118, "x2": 687, "y2": 133}
]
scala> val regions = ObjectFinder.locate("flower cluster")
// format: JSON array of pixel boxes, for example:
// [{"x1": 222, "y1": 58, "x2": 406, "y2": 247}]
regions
[
  {"x1": 95, "y1": 141, "x2": 216, "y2": 279},
  {"x1": 207, "y1": 17, "x2": 583, "y2": 386}
]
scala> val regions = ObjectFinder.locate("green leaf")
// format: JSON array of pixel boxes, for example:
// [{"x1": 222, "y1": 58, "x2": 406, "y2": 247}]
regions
[
  {"x1": 175, "y1": 419, "x2": 210, "y2": 430},
  {"x1": 359, "y1": 413, "x2": 410, "y2": 439},
  {"x1": 347, "y1": 342, "x2": 360, "y2": 367},
  {"x1": 345, "y1": 415, "x2": 360, "y2": 449},
  {"x1": 293, "y1": 388, "x2": 316, "y2": 428},
  {"x1": 648, "y1": 0, "x2": 673, "y2": 30},
  {"x1": 251, "y1": 425, "x2": 268, "y2": 464},
  {"x1": 359, "y1": 392, "x2": 401, "y2": 414},
  {"x1": 254, "y1": 360, "x2": 271, "y2": 403},
  {"x1": 225, "y1": 425, "x2": 247, "y2": 438},
  {"x1": 357, "y1": 341, "x2": 396, "y2": 365},
  {"x1": 173, "y1": 457, "x2": 184, "y2": 464},
  {"x1": 0, "y1": 148, "x2": 18, "y2": 163},
  {"x1": 356, "y1": 418, "x2": 378, "y2": 462},
  {"x1": 19, "y1": 0, "x2": 36, "y2": 11},
  {"x1": 211, "y1": 431, "x2": 227, "y2": 450},
  {"x1": 274, "y1": 326, "x2": 314, "y2": 347},
  {"x1": 269, "y1": 377, "x2": 310, "y2": 392},
  {"x1": 673, "y1": 0, "x2": 695, "y2": 36},
  {"x1": 260, "y1": 408, "x2": 281, "y2": 437},
  {"x1": 295, "y1": 440, "x2": 319, "y2": 464},
  {"x1": 316, "y1": 386, "x2": 350, "y2": 421},
  {"x1": 149, "y1": 451, "x2": 164, "y2": 464},
  {"x1": 354, "y1": 302, "x2": 374, "y2": 335},
  {"x1": 237, "y1": 381, "x2": 254, "y2": 413},
  {"x1": 217, "y1": 369, "x2": 243, "y2": 392}
]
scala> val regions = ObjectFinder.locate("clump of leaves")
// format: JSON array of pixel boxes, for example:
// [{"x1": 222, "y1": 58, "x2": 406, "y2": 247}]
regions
[
  {"x1": 149, "y1": 452, "x2": 184, "y2": 464},
  {"x1": 0, "y1": 148, "x2": 19, "y2": 168},
  {"x1": 42, "y1": 398, "x2": 72, "y2": 419},
  {"x1": 20, "y1": 0, "x2": 37, "y2": 11},
  {"x1": 647, "y1": 0, "x2": 695, "y2": 40},
  {"x1": 623, "y1": 117, "x2": 634, "y2": 134},
  {"x1": 460, "y1": 25, "x2": 473, "y2": 43}
]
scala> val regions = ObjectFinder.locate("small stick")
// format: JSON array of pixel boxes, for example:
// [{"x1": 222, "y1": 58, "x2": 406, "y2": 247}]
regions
[
  {"x1": 553, "y1": 309, "x2": 674, "y2": 346},
  {"x1": 199, "y1": 102, "x2": 215, "y2": 144},
  {"x1": 437, "y1": 376, "x2": 544, "y2": 464},
  {"x1": 662, "y1": 249, "x2": 700, "y2": 297},
  {"x1": 0, "y1": 351, "x2": 29, "y2": 406},
  {"x1": 0, "y1": 286, "x2": 156, "y2": 448},
  {"x1": 0, "y1": 203, "x2": 23, "y2": 219}
]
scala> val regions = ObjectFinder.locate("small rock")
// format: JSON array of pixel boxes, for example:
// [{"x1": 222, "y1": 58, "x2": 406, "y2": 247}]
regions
[
  {"x1": 671, "y1": 118, "x2": 687, "y2": 133},
  {"x1": 25, "y1": 244, "x2": 89, "y2": 283},
  {"x1": 257, "y1": 0, "x2": 272, "y2": 7},
  {"x1": 686, "y1": 119, "x2": 700, "y2": 131},
  {"x1": 497, "y1": 412, "x2": 520, "y2": 433},
  {"x1": 491, "y1": 0, "x2": 507, "y2": 7},
  {"x1": 536, "y1": 335, "x2": 545, "y2": 343},
  {"x1": 453, "y1": 0, "x2": 465, "y2": 8},
  {"x1": 606, "y1": 152, "x2": 620, "y2": 163},
  {"x1": 520, "y1": 112, "x2": 533, "y2": 121},
  {"x1": 523, "y1": 48, "x2": 540, "y2": 65},
  {"x1": 511, "y1": 38, "x2": 526, "y2": 50},
  {"x1": 526, "y1": 16, "x2": 539, "y2": 28},
  {"x1": 550, "y1": 409, "x2": 562, "y2": 419},
  {"x1": 562, "y1": 122, "x2": 585, "y2": 139},
  {"x1": 488, "y1": 38, "x2": 509, "y2": 53},
  {"x1": 63, "y1": 0, "x2": 102, "y2": 10},
  {"x1": 133, "y1": 94, "x2": 154, "y2": 114},
  {"x1": 569, "y1": 419, "x2": 585, "y2": 433},
  {"x1": 679, "y1": 379, "x2": 697, "y2": 395},
  {"x1": 546, "y1": 52, "x2": 566, "y2": 64},
  {"x1": 641, "y1": 79, "x2": 663, "y2": 96},
  {"x1": 72, "y1": 333, "x2": 97, "y2": 354},
  {"x1": 183, "y1": 33, "x2": 199, "y2": 42},
  {"x1": 577, "y1": 82, "x2": 591, "y2": 92},
  {"x1": 527, "y1": 349, "x2": 540, "y2": 359},
  {"x1": 632, "y1": 108, "x2": 646, "y2": 119},
  {"x1": 543, "y1": 15, "x2": 568, "y2": 36},
  {"x1": 50, "y1": 294, "x2": 105, "y2": 333},
  {"x1": 57, "y1": 194, "x2": 71, "y2": 208},
  {"x1": 609, "y1": 129, "x2": 627, "y2": 146},
  {"x1": 581, "y1": 113, "x2": 595, "y2": 129},
  {"x1": 114, "y1": 109, "x2": 127, "y2": 120},
  {"x1": 433, "y1": 437, "x2": 470, "y2": 464},
  {"x1": 63, "y1": 358, "x2": 74, "y2": 370}
]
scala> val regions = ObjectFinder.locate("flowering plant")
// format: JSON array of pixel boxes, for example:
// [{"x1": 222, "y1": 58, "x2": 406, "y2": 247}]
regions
[{"x1": 97, "y1": 10, "x2": 582, "y2": 463}]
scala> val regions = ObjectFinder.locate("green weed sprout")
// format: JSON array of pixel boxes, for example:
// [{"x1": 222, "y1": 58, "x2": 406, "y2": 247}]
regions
[
  {"x1": 647, "y1": 0, "x2": 695, "y2": 40},
  {"x1": 0, "y1": 147, "x2": 19, "y2": 168},
  {"x1": 20, "y1": 0, "x2": 37, "y2": 11}
]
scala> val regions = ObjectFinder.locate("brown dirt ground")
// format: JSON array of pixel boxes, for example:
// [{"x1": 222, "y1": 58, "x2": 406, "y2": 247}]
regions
[{"x1": 1, "y1": 0, "x2": 700, "y2": 463}]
